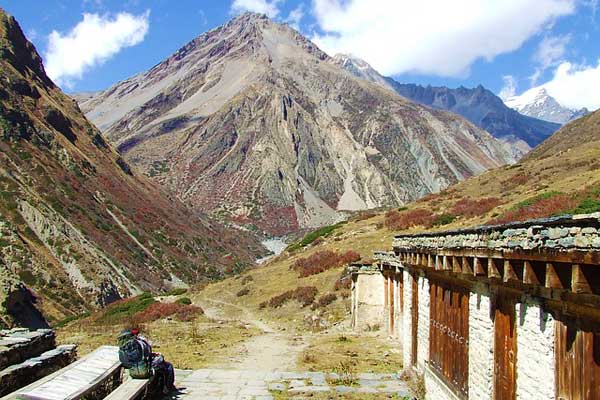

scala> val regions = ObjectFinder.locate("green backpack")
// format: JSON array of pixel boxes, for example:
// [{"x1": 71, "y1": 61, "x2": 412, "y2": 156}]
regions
[{"x1": 117, "y1": 330, "x2": 152, "y2": 379}]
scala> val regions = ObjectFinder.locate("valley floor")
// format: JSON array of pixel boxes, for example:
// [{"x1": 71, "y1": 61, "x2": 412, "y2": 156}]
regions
[{"x1": 58, "y1": 292, "x2": 409, "y2": 399}]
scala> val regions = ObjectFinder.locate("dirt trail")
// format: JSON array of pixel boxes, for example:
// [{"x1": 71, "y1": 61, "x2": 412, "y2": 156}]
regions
[{"x1": 195, "y1": 296, "x2": 308, "y2": 371}]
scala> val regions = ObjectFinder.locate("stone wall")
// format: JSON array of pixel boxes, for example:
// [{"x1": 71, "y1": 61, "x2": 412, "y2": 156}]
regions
[
  {"x1": 394, "y1": 214, "x2": 600, "y2": 252},
  {"x1": 468, "y1": 293, "x2": 494, "y2": 400},
  {"x1": 516, "y1": 303, "x2": 555, "y2": 400},
  {"x1": 352, "y1": 272, "x2": 384, "y2": 331}
]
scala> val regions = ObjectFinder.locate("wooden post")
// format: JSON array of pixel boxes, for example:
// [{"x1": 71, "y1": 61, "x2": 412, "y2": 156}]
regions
[{"x1": 428, "y1": 254, "x2": 434, "y2": 269}]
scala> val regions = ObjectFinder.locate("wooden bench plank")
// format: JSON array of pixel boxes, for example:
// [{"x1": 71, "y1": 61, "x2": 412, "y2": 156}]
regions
[
  {"x1": 103, "y1": 376, "x2": 150, "y2": 400},
  {"x1": 1, "y1": 346, "x2": 121, "y2": 400}
]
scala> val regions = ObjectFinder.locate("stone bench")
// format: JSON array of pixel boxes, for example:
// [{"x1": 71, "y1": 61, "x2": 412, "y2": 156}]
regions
[
  {"x1": 0, "y1": 329, "x2": 56, "y2": 371},
  {"x1": 1, "y1": 345, "x2": 121, "y2": 400}
]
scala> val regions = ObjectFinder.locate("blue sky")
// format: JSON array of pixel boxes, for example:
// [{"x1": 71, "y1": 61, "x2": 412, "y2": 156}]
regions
[{"x1": 1, "y1": 0, "x2": 599, "y2": 109}]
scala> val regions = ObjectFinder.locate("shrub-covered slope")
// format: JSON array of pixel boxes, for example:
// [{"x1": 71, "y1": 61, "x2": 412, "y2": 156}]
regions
[{"x1": 0, "y1": 9, "x2": 262, "y2": 328}]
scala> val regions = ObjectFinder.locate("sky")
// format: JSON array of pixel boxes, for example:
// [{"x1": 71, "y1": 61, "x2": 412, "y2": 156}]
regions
[{"x1": 1, "y1": 0, "x2": 599, "y2": 110}]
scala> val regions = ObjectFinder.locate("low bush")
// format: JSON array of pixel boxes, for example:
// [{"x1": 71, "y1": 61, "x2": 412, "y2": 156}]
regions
[
  {"x1": 492, "y1": 191, "x2": 577, "y2": 224},
  {"x1": 175, "y1": 297, "x2": 192, "y2": 305},
  {"x1": 133, "y1": 301, "x2": 203, "y2": 323},
  {"x1": 314, "y1": 293, "x2": 337, "y2": 309},
  {"x1": 100, "y1": 292, "x2": 155, "y2": 322},
  {"x1": 236, "y1": 288, "x2": 250, "y2": 297},
  {"x1": 433, "y1": 213, "x2": 455, "y2": 226},
  {"x1": 384, "y1": 208, "x2": 435, "y2": 230},
  {"x1": 241, "y1": 275, "x2": 254, "y2": 285},
  {"x1": 260, "y1": 286, "x2": 318, "y2": 309},
  {"x1": 451, "y1": 197, "x2": 501, "y2": 218},
  {"x1": 292, "y1": 250, "x2": 361, "y2": 277},
  {"x1": 334, "y1": 271, "x2": 352, "y2": 291},
  {"x1": 165, "y1": 288, "x2": 187, "y2": 296},
  {"x1": 286, "y1": 222, "x2": 347, "y2": 252}
]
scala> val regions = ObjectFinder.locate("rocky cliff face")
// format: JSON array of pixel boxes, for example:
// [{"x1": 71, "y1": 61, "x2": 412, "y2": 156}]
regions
[
  {"x1": 333, "y1": 55, "x2": 560, "y2": 159},
  {"x1": 80, "y1": 13, "x2": 514, "y2": 235},
  {"x1": 0, "y1": 9, "x2": 262, "y2": 327}
]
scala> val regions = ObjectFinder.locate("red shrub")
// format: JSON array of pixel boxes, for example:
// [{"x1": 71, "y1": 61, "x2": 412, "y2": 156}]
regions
[
  {"x1": 133, "y1": 302, "x2": 203, "y2": 323},
  {"x1": 263, "y1": 286, "x2": 319, "y2": 308},
  {"x1": 292, "y1": 250, "x2": 361, "y2": 277},
  {"x1": 452, "y1": 197, "x2": 501, "y2": 218},
  {"x1": 492, "y1": 193, "x2": 577, "y2": 224},
  {"x1": 314, "y1": 293, "x2": 337, "y2": 309},
  {"x1": 384, "y1": 209, "x2": 435, "y2": 230}
]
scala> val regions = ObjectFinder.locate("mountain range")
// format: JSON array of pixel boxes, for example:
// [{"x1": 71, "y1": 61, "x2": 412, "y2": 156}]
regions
[
  {"x1": 0, "y1": 9, "x2": 262, "y2": 327},
  {"x1": 332, "y1": 54, "x2": 561, "y2": 158},
  {"x1": 78, "y1": 13, "x2": 514, "y2": 236},
  {"x1": 504, "y1": 87, "x2": 589, "y2": 124}
]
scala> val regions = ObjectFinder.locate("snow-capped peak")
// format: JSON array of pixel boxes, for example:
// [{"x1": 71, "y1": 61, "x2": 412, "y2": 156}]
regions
[{"x1": 504, "y1": 87, "x2": 588, "y2": 124}]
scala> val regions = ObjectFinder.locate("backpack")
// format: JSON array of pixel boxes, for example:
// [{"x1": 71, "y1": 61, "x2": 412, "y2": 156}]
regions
[{"x1": 118, "y1": 333, "x2": 152, "y2": 379}]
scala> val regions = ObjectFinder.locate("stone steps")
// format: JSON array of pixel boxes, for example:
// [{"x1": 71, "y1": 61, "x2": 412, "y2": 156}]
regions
[
  {"x1": 0, "y1": 328, "x2": 56, "y2": 370},
  {"x1": 0, "y1": 328, "x2": 77, "y2": 397},
  {"x1": 0, "y1": 344, "x2": 77, "y2": 397}
]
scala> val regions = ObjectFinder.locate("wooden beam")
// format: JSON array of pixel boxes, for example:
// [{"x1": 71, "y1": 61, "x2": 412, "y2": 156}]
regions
[
  {"x1": 545, "y1": 263, "x2": 563, "y2": 289},
  {"x1": 523, "y1": 261, "x2": 541, "y2": 285},
  {"x1": 462, "y1": 256, "x2": 473, "y2": 275},
  {"x1": 488, "y1": 258, "x2": 501, "y2": 279},
  {"x1": 572, "y1": 264, "x2": 592, "y2": 294},
  {"x1": 503, "y1": 259, "x2": 519, "y2": 282},
  {"x1": 452, "y1": 256, "x2": 462, "y2": 273},
  {"x1": 474, "y1": 257, "x2": 486, "y2": 276}
]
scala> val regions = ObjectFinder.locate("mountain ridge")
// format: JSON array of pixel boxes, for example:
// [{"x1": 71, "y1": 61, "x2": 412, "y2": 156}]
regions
[{"x1": 332, "y1": 54, "x2": 561, "y2": 158}]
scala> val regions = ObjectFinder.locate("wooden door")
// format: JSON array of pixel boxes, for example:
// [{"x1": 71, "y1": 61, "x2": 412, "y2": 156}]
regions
[
  {"x1": 411, "y1": 274, "x2": 418, "y2": 366},
  {"x1": 556, "y1": 321, "x2": 600, "y2": 400},
  {"x1": 494, "y1": 297, "x2": 517, "y2": 400}
]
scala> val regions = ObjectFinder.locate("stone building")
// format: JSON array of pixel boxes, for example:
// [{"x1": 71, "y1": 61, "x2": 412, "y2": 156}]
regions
[{"x1": 350, "y1": 214, "x2": 600, "y2": 400}]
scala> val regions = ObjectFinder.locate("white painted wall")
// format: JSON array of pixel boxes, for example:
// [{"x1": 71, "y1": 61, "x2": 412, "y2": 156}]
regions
[
  {"x1": 468, "y1": 292, "x2": 494, "y2": 400},
  {"x1": 516, "y1": 303, "x2": 555, "y2": 400},
  {"x1": 352, "y1": 272, "x2": 385, "y2": 331},
  {"x1": 402, "y1": 270, "x2": 414, "y2": 368},
  {"x1": 417, "y1": 276, "x2": 430, "y2": 371}
]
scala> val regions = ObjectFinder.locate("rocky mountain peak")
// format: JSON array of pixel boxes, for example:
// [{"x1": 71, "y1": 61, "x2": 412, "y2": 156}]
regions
[{"x1": 79, "y1": 14, "x2": 514, "y2": 235}]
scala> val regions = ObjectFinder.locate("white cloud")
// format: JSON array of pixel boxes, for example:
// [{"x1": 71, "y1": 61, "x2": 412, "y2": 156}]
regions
[
  {"x1": 230, "y1": 0, "x2": 283, "y2": 18},
  {"x1": 310, "y1": 0, "x2": 575, "y2": 76},
  {"x1": 535, "y1": 60, "x2": 600, "y2": 110},
  {"x1": 529, "y1": 34, "x2": 571, "y2": 85},
  {"x1": 44, "y1": 11, "x2": 149, "y2": 88},
  {"x1": 499, "y1": 75, "x2": 518, "y2": 100},
  {"x1": 285, "y1": 5, "x2": 304, "y2": 30},
  {"x1": 534, "y1": 34, "x2": 571, "y2": 70}
]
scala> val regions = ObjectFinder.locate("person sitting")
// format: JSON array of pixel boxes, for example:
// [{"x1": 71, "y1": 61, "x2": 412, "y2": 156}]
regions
[{"x1": 117, "y1": 329, "x2": 176, "y2": 394}]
